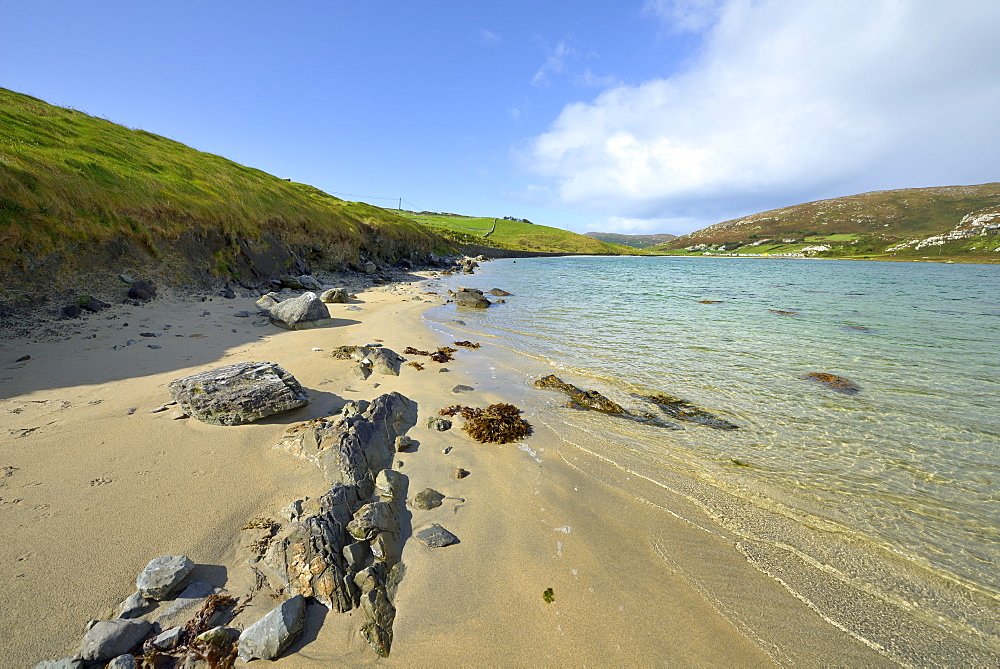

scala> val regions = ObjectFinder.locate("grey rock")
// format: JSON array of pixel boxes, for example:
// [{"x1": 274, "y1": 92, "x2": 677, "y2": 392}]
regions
[
  {"x1": 62, "y1": 304, "x2": 83, "y2": 319},
  {"x1": 151, "y1": 626, "x2": 183, "y2": 650},
  {"x1": 277, "y1": 274, "x2": 305, "y2": 290},
  {"x1": 106, "y1": 656, "x2": 137, "y2": 669},
  {"x1": 80, "y1": 296, "x2": 111, "y2": 312},
  {"x1": 117, "y1": 591, "x2": 153, "y2": 619},
  {"x1": 221, "y1": 288, "x2": 237, "y2": 299},
  {"x1": 136, "y1": 555, "x2": 194, "y2": 600},
  {"x1": 347, "y1": 305, "x2": 362, "y2": 311},
  {"x1": 16, "y1": 354, "x2": 30, "y2": 362},
  {"x1": 119, "y1": 274, "x2": 134, "y2": 284},
  {"x1": 348, "y1": 501, "x2": 396, "y2": 541},
  {"x1": 154, "y1": 581, "x2": 217, "y2": 627},
  {"x1": 79, "y1": 618, "x2": 151, "y2": 662},
  {"x1": 438, "y1": 367, "x2": 449, "y2": 373},
  {"x1": 362, "y1": 261, "x2": 378, "y2": 274},
  {"x1": 255, "y1": 292, "x2": 281, "y2": 316},
  {"x1": 455, "y1": 468, "x2": 470, "y2": 479},
  {"x1": 375, "y1": 468, "x2": 405, "y2": 502},
  {"x1": 268, "y1": 292, "x2": 332, "y2": 330},
  {"x1": 412, "y1": 488, "x2": 445, "y2": 510},
  {"x1": 369, "y1": 347, "x2": 403, "y2": 376},
  {"x1": 452, "y1": 384, "x2": 474, "y2": 393},
  {"x1": 454, "y1": 289, "x2": 490, "y2": 308},
  {"x1": 298, "y1": 274, "x2": 323, "y2": 290},
  {"x1": 352, "y1": 362, "x2": 373, "y2": 380},
  {"x1": 33, "y1": 659, "x2": 83, "y2": 669},
  {"x1": 127, "y1": 280, "x2": 156, "y2": 301},
  {"x1": 167, "y1": 361, "x2": 310, "y2": 425},
  {"x1": 196, "y1": 626, "x2": 239, "y2": 647},
  {"x1": 280, "y1": 499, "x2": 304, "y2": 522},
  {"x1": 394, "y1": 435, "x2": 413, "y2": 452},
  {"x1": 234, "y1": 310, "x2": 253, "y2": 317},
  {"x1": 320, "y1": 287, "x2": 349, "y2": 303},
  {"x1": 487, "y1": 288, "x2": 512, "y2": 296},
  {"x1": 343, "y1": 541, "x2": 370, "y2": 568},
  {"x1": 427, "y1": 417, "x2": 452, "y2": 431},
  {"x1": 237, "y1": 594, "x2": 306, "y2": 662},
  {"x1": 415, "y1": 523, "x2": 459, "y2": 548}
]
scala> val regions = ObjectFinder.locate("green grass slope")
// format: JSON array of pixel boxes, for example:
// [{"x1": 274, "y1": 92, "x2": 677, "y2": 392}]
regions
[
  {"x1": 651, "y1": 183, "x2": 1000, "y2": 262},
  {"x1": 584, "y1": 231, "x2": 676, "y2": 249},
  {"x1": 0, "y1": 87, "x2": 443, "y2": 287},
  {"x1": 405, "y1": 212, "x2": 640, "y2": 255}
]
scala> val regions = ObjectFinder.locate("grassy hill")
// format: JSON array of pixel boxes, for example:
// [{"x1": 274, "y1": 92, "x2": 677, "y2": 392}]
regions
[
  {"x1": 584, "y1": 231, "x2": 676, "y2": 249},
  {"x1": 651, "y1": 183, "x2": 1000, "y2": 262},
  {"x1": 403, "y1": 212, "x2": 639, "y2": 255},
  {"x1": 0, "y1": 87, "x2": 448, "y2": 296}
]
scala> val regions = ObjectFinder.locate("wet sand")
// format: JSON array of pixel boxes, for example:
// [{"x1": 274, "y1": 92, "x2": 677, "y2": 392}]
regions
[{"x1": 0, "y1": 276, "x2": 885, "y2": 666}]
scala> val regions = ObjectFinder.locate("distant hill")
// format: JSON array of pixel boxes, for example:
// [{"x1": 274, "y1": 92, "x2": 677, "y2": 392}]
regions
[
  {"x1": 650, "y1": 183, "x2": 1000, "y2": 262},
  {"x1": 405, "y1": 213, "x2": 640, "y2": 255},
  {"x1": 584, "y1": 232, "x2": 677, "y2": 249}
]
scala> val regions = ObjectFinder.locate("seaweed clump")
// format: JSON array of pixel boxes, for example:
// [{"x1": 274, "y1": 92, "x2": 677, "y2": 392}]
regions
[
  {"x1": 534, "y1": 375, "x2": 626, "y2": 414},
  {"x1": 408, "y1": 361, "x2": 425, "y2": 371},
  {"x1": 644, "y1": 393, "x2": 739, "y2": 430},
  {"x1": 454, "y1": 340, "x2": 480, "y2": 349},
  {"x1": 440, "y1": 403, "x2": 532, "y2": 443},
  {"x1": 405, "y1": 345, "x2": 456, "y2": 363}
]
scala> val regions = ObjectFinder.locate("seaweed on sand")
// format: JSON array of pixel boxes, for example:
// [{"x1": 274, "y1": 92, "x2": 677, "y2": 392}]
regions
[
  {"x1": 454, "y1": 340, "x2": 480, "y2": 349},
  {"x1": 440, "y1": 403, "x2": 533, "y2": 443},
  {"x1": 801, "y1": 372, "x2": 861, "y2": 394}
]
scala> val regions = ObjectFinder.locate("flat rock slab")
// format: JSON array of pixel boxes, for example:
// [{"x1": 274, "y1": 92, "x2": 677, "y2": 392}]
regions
[
  {"x1": 79, "y1": 618, "x2": 151, "y2": 663},
  {"x1": 136, "y1": 555, "x2": 194, "y2": 600},
  {"x1": 168, "y1": 361, "x2": 310, "y2": 425},
  {"x1": 415, "y1": 523, "x2": 459, "y2": 548},
  {"x1": 238, "y1": 594, "x2": 306, "y2": 662}
]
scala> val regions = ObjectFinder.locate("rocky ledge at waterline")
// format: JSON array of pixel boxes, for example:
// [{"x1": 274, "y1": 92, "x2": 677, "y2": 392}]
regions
[{"x1": 533, "y1": 375, "x2": 739, "y2": 430}]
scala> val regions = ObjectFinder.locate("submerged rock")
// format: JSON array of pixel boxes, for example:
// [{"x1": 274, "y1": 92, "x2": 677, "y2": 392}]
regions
[
  {"x1": 534, "y1": 375, "x2": 626, "y2": 413},
  {"x1": 802, "y1": 372, "x2": 861, "y2": 395},
  {"x1": 487, "y1": 288, "x2": 511, "y2": 296},
  {"x1": 643, "y1": 393, "x2": 739, "y2": 430},
  {"x1": 454, "y1": 289, "x2": 490, "y2": 308},
  {"x1": 168, "y1": 361, "x2": 310, "y2": 425}
]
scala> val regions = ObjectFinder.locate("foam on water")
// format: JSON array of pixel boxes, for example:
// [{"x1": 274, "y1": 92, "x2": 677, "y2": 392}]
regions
[{"x1": 424, "y1": 256, "x2": 1000, "y2": 663}]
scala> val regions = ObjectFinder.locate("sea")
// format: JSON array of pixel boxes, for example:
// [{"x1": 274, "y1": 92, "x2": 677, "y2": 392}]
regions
[{"x1": 423, "y1": 255, "x2": 1000, "y2": 664}]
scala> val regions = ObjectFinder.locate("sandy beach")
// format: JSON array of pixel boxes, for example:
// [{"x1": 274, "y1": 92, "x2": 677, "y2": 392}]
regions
[{"x1": 1, "y1": 272, "x2": 887, "y2": 666}]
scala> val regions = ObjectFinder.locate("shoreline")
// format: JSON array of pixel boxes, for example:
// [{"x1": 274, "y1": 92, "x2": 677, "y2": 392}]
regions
[{"x1": 3, "y1": 267, "x2": 887, "y2": 665}]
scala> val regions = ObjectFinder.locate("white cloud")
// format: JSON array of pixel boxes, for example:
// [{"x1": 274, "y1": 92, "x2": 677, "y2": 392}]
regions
[
  {"x1": 532, "y1": 40, "x2": 574, "y2": 87},
  {"x1": 642, "y1": 0, "x2": 725, "y2": 33},
  {"x1": 524, "y1": 0, "x2": 1000, "y2": 233}
]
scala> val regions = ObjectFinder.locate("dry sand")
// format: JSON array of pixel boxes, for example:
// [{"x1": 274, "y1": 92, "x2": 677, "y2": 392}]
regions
[{"x1": 1, "y1": 276, "x2": 885, "y2": 666}]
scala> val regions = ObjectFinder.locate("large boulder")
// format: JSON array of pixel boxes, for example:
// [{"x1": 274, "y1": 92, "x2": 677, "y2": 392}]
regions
[
  {"x1": 168, "y1": 361, "x2": 310, "y2": 425},
  {"x1": 267, "y1": 292, "x2": 332, "y2": 330},
  {"x1": 136, "y1": 555, "x2": 194, "y2": 600},
  {"x1": 237, "y1": 594, "x2": 306, "y2": 662},
  {"x1": 454, "y1": 289, "x2": 490, "y2": 309},
  {"x1": 127, "y1": 280, "x2": 157, "y2": 301},
  {"x1": 79, "y1": 619, "x2": 151, "y2": 663}
]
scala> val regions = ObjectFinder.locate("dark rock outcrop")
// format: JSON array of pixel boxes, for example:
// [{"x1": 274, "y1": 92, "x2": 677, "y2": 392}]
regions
[
  {"x1": 642, "y1": 393, "x2": 739, "y2": 430},
  {"x1": 534, "y1": 375, "x2": 626, "y2": 413},
  {"x1": 168, "y1": 361, "x2": 311, "y2": 425},
  {"x1": 454, "y1": 289, "x2": 490, "y2": 308},
  {"x1": 127, "y1": 280, "x2": 157, "y2": 302}
]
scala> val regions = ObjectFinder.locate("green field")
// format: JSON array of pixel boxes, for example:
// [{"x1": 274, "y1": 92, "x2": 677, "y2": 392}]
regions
[{"x1": 404, "y1": 212, "x2": 640, "y2": 255}]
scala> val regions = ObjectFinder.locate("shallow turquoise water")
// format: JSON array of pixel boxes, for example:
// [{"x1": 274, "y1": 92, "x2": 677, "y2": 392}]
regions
[{"x1": 426, "y1": 256, "x2": 1000, "y2": 662}]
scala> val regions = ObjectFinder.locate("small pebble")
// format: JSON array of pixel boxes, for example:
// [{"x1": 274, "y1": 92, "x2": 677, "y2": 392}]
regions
[
  {"x1": 455, "y1": 468, "x2": 470, "y2": 479},
  {"x1": 125, "y1": 339, "x2": 136, "y2": 346},
  {"x1": 126, "y1": 407, "x2": 137, "y2": 415},
  {"x1": 312, "y1": 347, "x2": 323, "y2": 351},
  {"x1": 148, "y1": 344, "x2": 161, "y2": 350},
  {"x1": 15, "y1": 354, "x2": 30, "y2": 362},
  {"x1": 443, "y1": 446, "x2": 452, "y2": 454},
  {"x1": 170, "y1": 410, "x2": 188, "y2": 420}
]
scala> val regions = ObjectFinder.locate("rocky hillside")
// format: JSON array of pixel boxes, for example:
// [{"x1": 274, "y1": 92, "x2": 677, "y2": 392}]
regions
[
  {"x1": 0, "y1": 88, "x2": 447, "y2": 320},
  {"x1": 651, "y1": 183, "x2": 1000, "y2": 261},
  {"x1": 583, "y1": 231, "x2": 676, "y2": 249}
]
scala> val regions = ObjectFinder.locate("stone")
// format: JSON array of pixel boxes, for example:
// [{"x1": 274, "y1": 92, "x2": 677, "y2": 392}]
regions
[
  {"x1": 643, "y1": 393, "x2": 739, "y2": 429},
  {"x1": 455, "y1": 468, "x2": 470, "y2": 479},
  {"x1": 278, "y1": 274, "x2": 305, "y2": 290},
  {"x1": 487, "y1": 288, "x2": 511, "y2": 296},
  {"x1": 196, "y1": 626, "x2": 238, "y2": 647},
  {"x1": 168, "y1": 361, "x2": 310, "y2": 425},
  {"x1": 151, "y1": 626, "x2": 183, "y2": 650},
  {"x1": 153, "y1": 581, "x2": 218, "y2": 627},
  {"x1": 280, "y1": 499, "x2": 304, "y2": 522},
  {"x1": 79, "y1": 618, "x2": 151, "y2": 663},
  {"x1": 33, "y1": 659, "x2": 82, "y2": 669},
  {"x1": 106, "y1": 655, "x2": 137, "y2": 669},
  {"x1": 363, "y1": 261, "x2": 378, "y2": 274},
  {"x1": 16, "y1": 354, "x2": 30, "y2": 362},
  {"x1": 127, "y1": 280, "x2": 157, "y2": 301},
  {"x1": 415, "y1": 523, "x2": 458, "y2": 548},
  {"x1": 452, "y1": 385, "x2": 474, "y2": 393},
  {"x1": 80, "y1": 296, "x2": 111, "y2": 312},
  {"x1": 801, "y1": 372, "x2": 861, "y2": 395},
  {"x1": 298, "y1": 274, "x2": 323, "y2": 290},
  {"x1": 234, "y1": 310, "x2": 253, "y2": 317},
  {"x1": 454, "y1": 289, "x2": 490, "y2": 308},
  {"x1": 255, "y1": 292, "x2": 281, "y2": 315},
  {"x1": 117, "y1": 591, "x2": 153, "y2": 619},
  {"x1": 221, "y1": 288, "x2": 237, "y2": 299},
  {"x1": 343, "y1": 541, "x2": 369, "y2": 568},
  {"x1": 375, "y1": 469, "x2": 405, "y2": 502},
  {"x1": 136, "y1": 555, "x2": 194, "y2": 600},
  {"x1": 62, "y1": 304, "x2": 83, "y2": 319},
  {"x1": 352, "y1": 362, "x2": 373, "y2": 380},
  {"x1": 237, "y1": 594, "x2": 306, "y2": 662},
  {"x1": 320, "y1": 287, "x2": 349, "y2": 303},
  {"x1": 427, "y1": 417, "x2": 451, "y2": 431},
  {"x1": 369, "y1": 347, "x2": 403, "y2": 376},
  {"x1": 394, "y1": 435, "x2": 413, "y2": 452},
  {"x1": 412, "y1": 488, "x2": 445, "y2": 510},
  {"x1": 268, "y1": 292, "x2": 332, "y2": 330},
  {"x1": 348, "y1": 501, "x2": 396, "y2": 541}
]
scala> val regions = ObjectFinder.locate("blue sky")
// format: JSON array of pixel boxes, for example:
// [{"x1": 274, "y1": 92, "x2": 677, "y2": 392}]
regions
[{"x1": 3, "y1": 1, "x2": 999, "y2": 235}]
